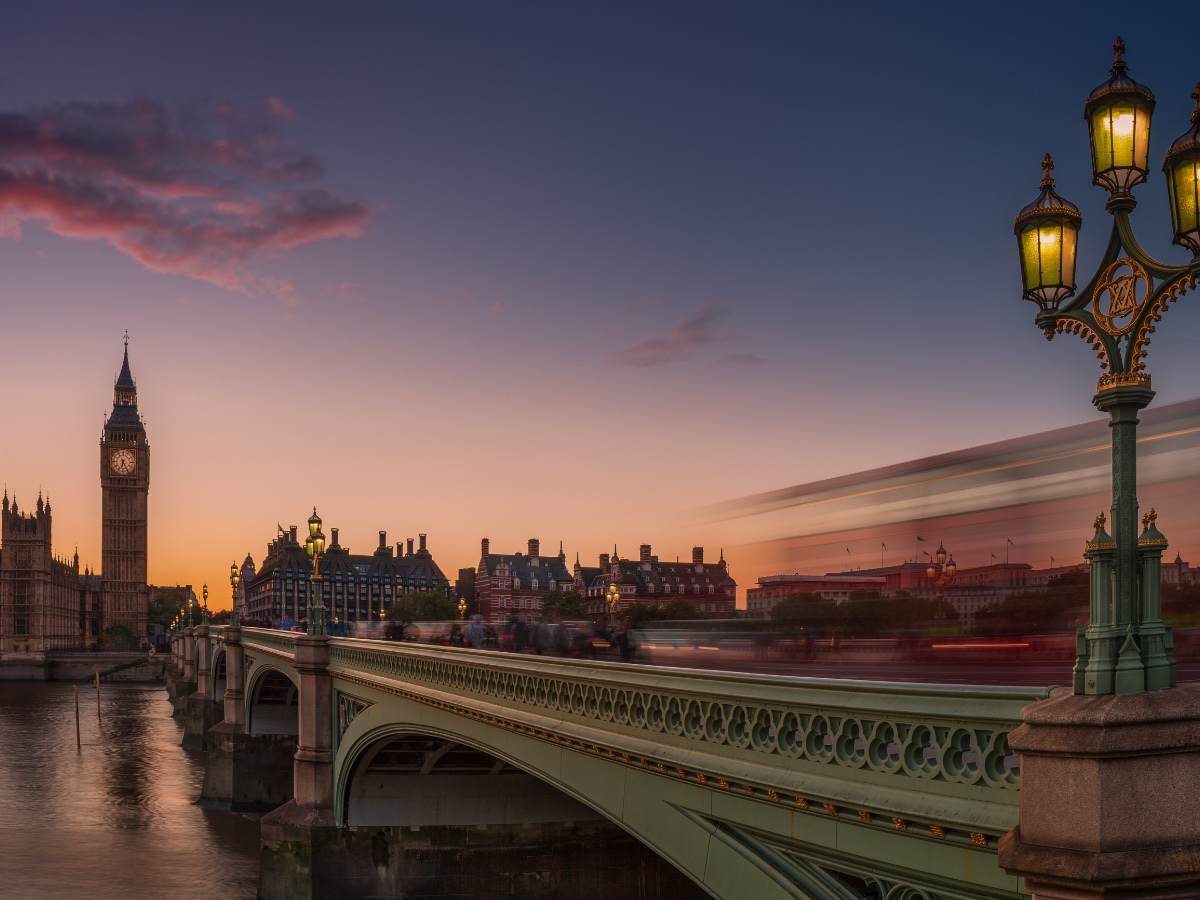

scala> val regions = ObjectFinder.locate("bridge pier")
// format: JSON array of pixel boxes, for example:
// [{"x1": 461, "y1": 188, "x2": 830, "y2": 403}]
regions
[
  {"x1": 172, "y1": 628, "x2": 196, "y2": 717},
  {"x1": 259, "y1": 632, "x2": 336, "y2": 900},
  {"x1": 201, "y1": 625, "x2": 297, "y2": 811},
  {"x1": 1000, "y1": 684, "x2": 1200, "y2": 898},
  {"x1": 182, "y1": 625, "x2": 221, "y2": 750}
]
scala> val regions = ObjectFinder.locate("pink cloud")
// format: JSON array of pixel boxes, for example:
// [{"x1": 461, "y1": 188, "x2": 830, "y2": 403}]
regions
[
  {"x1": 489, "y1": 300, "x2": 506, "y2": 315},
  {"x1": 265, "y1": 97, "x2": 296, "y2": 120},
  {"x1": 0, "y1": 98, "x2": 368, "y2": 301},
  {"x1": 615, "y1": 306, "x2": 764, "y2": 367}
]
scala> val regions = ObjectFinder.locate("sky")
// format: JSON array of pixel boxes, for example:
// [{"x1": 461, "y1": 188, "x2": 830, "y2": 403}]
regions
[{"x1": 3, "y1": 2, "x2": 1200, "y2": 608}]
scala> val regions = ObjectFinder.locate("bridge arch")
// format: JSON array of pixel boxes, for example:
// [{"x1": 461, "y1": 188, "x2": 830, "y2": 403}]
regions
[
  {"x1": 246, "y1": 663, "x2": 299, "y2": 736},
  {"x1": 209, "y1": 646, "x2": 227, "y2": 701},
  {"x1": 340, "y1": 724, "x2": 607, "y2": 828},
  {"x1": 336, "y1": 719, "x2": 708, "y2": 898}
]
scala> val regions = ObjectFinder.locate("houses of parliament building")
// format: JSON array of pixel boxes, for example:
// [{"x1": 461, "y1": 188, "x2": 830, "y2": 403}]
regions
[{"x1": 0, "y1": 340, "x2": 150, "y2": 656}]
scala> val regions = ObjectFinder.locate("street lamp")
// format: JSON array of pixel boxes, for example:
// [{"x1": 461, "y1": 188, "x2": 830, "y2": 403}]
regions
[
  {"x1": 457, "y1": 597, "x2": 467, "y2": 619},
  {"x1": 1014, "y1": 39, "x2": 1197, "y2": 695},
  {"x1": 303, "y1": 507, "x2": 327, "y2": 636},
  {"x1": 606, "y1": 582, "x2": 620, "y2": 630},
  {"x1": 229, "y1": 561, "x2": 240, "y2": 627},
  {"x1": 201, "y1": 584, "x2": 209, "y2": 624}
]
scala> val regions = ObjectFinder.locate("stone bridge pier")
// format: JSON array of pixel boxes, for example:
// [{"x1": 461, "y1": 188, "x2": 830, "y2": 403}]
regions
[
  {"x1": 182, "y1": 624, "x2": 223, "y2": 750},
  {"x1": 200, "y1": 625, "x2": 299, "y2": 813}
]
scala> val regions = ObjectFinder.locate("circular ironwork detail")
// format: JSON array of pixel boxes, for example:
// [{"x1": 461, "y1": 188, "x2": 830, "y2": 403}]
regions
[{"x1": 1092, "y1": 257, "x2": 1151, "y2": 337}]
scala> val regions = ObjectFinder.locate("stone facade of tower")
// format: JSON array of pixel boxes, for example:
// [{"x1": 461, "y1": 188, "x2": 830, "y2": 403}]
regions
[{"x1": 100, "y1": 342, "x2": 151, "y2": 640}]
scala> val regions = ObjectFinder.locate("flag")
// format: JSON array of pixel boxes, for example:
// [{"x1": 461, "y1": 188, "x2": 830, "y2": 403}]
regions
[
  {"x1": 881, "y1": 542, "x2": 886, "y2": 550},
  {"x1": 845, "y1": 547, "x2": 851, "y2": 554},
  {"x1": 991, "y1": 553, "x2": 996, "y2": 560},
  {"x1": 1007, "y1": 538, "x2": 1014, "y2": 545},
  {"x1": 916, "y1": 535, "x2": 926, "y2": 542}
]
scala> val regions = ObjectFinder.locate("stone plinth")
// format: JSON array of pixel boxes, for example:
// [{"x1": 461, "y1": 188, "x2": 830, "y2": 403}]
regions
[
  {"x1": 999, "y1": 684, "x2": 1200, "y2": 898},
  {"x1": 200, "y1": 722, "x2": 296, "y2": 812}
]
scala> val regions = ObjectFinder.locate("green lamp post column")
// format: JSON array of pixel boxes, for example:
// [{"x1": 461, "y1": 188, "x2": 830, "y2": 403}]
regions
[
  {"x1": 304, "y1": 507, "x2": 327, "y2": 637},
  {"x1": 1014, "y1": 39, "x2": 1200, "y2": 694}
]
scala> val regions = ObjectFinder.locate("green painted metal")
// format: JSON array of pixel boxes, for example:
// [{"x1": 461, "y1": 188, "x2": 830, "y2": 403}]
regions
[
  {"x1": 215, "y1": 628, "x2": 1042, "y2": 898},
  {"x1": 1023, "y1": 189, "x2": 1198, "y2": 694}
]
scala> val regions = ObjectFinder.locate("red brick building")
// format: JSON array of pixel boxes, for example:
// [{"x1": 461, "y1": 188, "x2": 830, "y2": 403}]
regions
[{"x1": 476, "y1": 537, "x2": 572, "y2": 623}]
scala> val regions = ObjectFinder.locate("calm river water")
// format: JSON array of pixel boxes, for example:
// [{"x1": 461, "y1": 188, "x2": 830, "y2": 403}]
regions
[{"x1": 0, "y1": 682, "x2": 259, "y2": 900}]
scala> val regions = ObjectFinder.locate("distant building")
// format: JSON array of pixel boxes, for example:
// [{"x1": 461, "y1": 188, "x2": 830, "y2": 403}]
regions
[
  {"x1": 1163, "y1": 553, "x2": 1198, "y2": 586},
  {"x1": 243, "y1": 524, "x2": 449, "y2": 625},
  {"x1": 746, "y1": 574, "x2": 887, "y2": 618},
  {"x1": 0, "y1": 494, "x2": 102, "y2": 654},
  {"x1": 812, "y1": 558, "x2": 1091, "y2": 628},
  {"x1": 235, "y1": 554, "x2": 256, "y2": 620},
  {"x1": 454, "y1": 567, "x2": 476, "y2": 606},
  {"x1": 475, "y1": 538, "x2": 572, "y2": 623},
  {"x1": 577, "y1": 545, "x2": 736, "y2": 619}
]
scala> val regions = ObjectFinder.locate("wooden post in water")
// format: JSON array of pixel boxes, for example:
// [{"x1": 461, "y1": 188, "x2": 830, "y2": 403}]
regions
[
  {"x1": 74, "y1": 684, "x2": 81, "y2": 750},
  {"x1": 94, "y1": 670, "x2": 101, "y2": 727}
]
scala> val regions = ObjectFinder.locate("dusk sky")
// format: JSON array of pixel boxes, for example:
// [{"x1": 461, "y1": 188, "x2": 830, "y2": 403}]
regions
[{"x1": 3, "y1": 2, "x2": 1200, "y2": 607}]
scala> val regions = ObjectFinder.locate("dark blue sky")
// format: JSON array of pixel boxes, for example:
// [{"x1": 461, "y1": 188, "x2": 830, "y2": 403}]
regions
[{"x1": 2, "y1": 2, "x2": 1199, "y2": 590}]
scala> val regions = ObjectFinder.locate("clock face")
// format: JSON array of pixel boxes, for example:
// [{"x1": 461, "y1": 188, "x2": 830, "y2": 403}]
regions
[{"x1": 109, "y1": 449, "x2": 137, "y2": 476}]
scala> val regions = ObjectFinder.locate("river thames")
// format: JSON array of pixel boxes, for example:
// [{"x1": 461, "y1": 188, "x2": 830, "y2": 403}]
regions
[{"x1": 0, "y1": 682, "x2": 259, "y2": 900}]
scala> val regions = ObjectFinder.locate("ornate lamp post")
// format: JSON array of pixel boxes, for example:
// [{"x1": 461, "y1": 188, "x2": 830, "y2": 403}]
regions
[
  {"x1": 1014, "y1": 39, "x2": 1197, "y2": 694},
  {"x1": 606, "y1": 582, "x2": 620, "y2": 630},
  {"x1": 303, "y1": 507, "x2": 327, "y2": 637},
  {"x1": 924, "y1": 542, "x2": 957, "y2": 589},
  {"x1": 457, "y1": 597, "x2": 467, "y2": 620},
  {"x1": 229, "y1": 562, "x2": 240, "y2": 628},
  {"x1": 201, "y1": 584, "x2": 209, "y2": 625}
]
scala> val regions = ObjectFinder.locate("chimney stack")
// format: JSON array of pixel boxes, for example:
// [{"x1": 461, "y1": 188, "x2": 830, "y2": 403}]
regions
[
  {"x1": 528, "y1": 537, "x2": 540, "y2": 559},
  {"x1": 331, "y1": 527, "x2": 340, "y2": 547},
  {"x1": 640, "y1": 543, "x2": 652, "y2": 563},
  {"x1": 693, "y1": 546, "x2": 704, "y2": 565},
  {"x1": 407, "y1": 537, "x2": 415, "y2": 556},
  {"x1": 600, "y1": 553, "x2": 610, "y2": 567},
  {"x1": 396, "y1": 542, "x2": 404, "y2": 557},
  {"x1": 481, "y1": 537, "x2": 490, "y2": 558},
  {"x1": 289, "y1": 525, "x2": 298, "y2": 543},
  {"x1": 379, "y1": 530, "x2": 387, "y2": 550},
  {"x1": 419, "y1": 534, "x2": 427, "y2": 554}
]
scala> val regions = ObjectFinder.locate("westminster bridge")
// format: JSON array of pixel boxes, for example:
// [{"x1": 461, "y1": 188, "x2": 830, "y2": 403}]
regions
[{"x1": 167, "y1": 625, "x2": 1200, "y2": 899}]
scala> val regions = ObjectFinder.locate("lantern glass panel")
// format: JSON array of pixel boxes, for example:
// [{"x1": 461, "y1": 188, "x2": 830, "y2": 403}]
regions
[
  {"x1": 1168, "y1": 158, "x2": 1200, "y2": 247},
  {"x1": 1089, "y1": 98, "x2": 1152, "y2": 190}
]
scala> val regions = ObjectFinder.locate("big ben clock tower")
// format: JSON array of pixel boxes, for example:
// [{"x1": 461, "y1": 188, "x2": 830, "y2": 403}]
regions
[{"x1": 100, "y1": 334, "x2": 150, "y2": 641}]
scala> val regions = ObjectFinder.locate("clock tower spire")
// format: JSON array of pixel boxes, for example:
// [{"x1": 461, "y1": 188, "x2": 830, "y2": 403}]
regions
[{"x1": 100, "y1": 333, "x2": 150, "y2": 644}]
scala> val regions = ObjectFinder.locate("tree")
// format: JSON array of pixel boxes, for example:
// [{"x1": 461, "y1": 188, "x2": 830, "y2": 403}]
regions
[
  {"x1": 384, "y1": 590, "x2": 458, "y2": 625},
  {"x1": 542, "y1": 590, "x2": 587, "y2": 620}
]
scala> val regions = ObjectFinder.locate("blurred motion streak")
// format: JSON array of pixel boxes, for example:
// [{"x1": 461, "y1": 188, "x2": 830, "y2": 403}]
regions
[{"x1": 701, "y1": 397, "x2": 1200, "y2": 576}]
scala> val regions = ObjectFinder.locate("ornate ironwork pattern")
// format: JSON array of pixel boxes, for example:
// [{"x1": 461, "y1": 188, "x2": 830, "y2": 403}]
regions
[{"x1": 328, "y1": 643, "x2": 1029, "y2": 790}]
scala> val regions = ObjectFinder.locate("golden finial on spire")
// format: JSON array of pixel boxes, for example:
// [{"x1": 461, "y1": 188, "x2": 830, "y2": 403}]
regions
[
  {"x1": 1040, "y1": 152, "x2": 1055, "y2": 189},
  {"x1": 1142, "y1": 508, "x2": 1158, "y2": 530},
  {"x1": 1093, "y1": 511, "x2": 1107, "y2": 532},
  {"x1": 1111, "y1": 36, "x2": 1127, "y2": 72}
]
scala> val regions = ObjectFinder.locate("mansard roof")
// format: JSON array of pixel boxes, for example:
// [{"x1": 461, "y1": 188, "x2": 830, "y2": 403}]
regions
[
  {"x1": 248, "y1": 527, "x2": 449, "y2": 587},
  {"x1": 481, "y1": 551, "x2": 572, "y2": 584},
  {"x1": 582, "y1": 555, "x2": 736, "y2": 593}
]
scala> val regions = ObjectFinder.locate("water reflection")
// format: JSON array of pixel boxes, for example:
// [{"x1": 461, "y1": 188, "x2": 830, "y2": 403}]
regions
[{"x1": 0, "y1": 682, "x2": 258, "y2": 900}]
